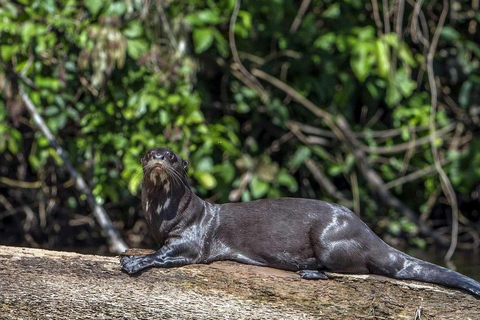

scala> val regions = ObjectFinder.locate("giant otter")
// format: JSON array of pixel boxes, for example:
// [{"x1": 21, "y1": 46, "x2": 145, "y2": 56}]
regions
[{"x1": 120, "y1": 148, "x2": 480, "y2": 297}]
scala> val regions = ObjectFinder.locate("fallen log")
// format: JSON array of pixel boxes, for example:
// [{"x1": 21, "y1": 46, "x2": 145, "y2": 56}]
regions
[{"x1": 0, "y1": 245, "x2": 478, "y2": 319}]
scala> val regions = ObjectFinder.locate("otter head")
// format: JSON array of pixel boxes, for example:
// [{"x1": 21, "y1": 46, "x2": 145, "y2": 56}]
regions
[{"x1": 141, "y1": 148, "x2": 189, "y2": 191}]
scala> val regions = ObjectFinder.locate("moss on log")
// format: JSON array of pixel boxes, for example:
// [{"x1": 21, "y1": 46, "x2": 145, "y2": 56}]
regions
[{"x1": 0, "y1": 245, "x2": 478, "y2": 319}]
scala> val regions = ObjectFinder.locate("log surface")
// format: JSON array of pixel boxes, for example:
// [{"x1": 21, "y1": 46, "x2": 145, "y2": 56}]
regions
[{"x1": 0, "y1": 245, "x2": 478, "y2": 319}]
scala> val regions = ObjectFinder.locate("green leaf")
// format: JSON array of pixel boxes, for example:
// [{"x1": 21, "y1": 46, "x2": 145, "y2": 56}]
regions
[
  {"x1": 322, "y1": 3, "x2": 340, "y2": 19},
  {"x1": 216, "y1": 161, "x2": 235, "y2": 183},
  {"x1": 351, "y1": 42, "x2": 373, "y2": 82},
  {"x1": 459, "y1": 81, "x2": 472, "y2": 108},
  {"x1": 7, "y1": 136, "x2": 18, "y2": 154},
  {"x1": 328, "y1": 165, "x2": 343, "y2": 176},
  {"x1": 398, "y1": 43, "x2": 417, "y2": 67},
  {"x1": 187, "y1": 110, "x2": 204, "y2": 124},
  {"x1": 314, "y1": 32, "x2": 336, "y2": 51},
  {"x1": 235, "y1": 154, "x2": 253, "y2": 170},
  {"x1": 277, "y1": 169, "x2": 298, "y2": 192},
  {"x1": 410, "y1": 237, "x2": 427, "y2": 249},
  {"x1": 193, "y1": 28, "x2": 214, "y2": 54},
  {"x1": 56, "y1": 113, "x2": 68, "y2": 130},
  {"x1": 395, "y1": 68, "x2": 416, "y2": 97},
  {"x1": 258, "y1": 162, "x2": 279, "y2": 183},
  {"x1": 35, "y1": 76, "x2": 60, "y2": 90},
  {"x1": 67, "y1": 197, "x2": 77, "y2": 208},
  {"x1": 21, "y1": 22, "x2": 38, "y2": 43},
  {"x1": 123, "y1": 22, "x2": 143, "y2": 38},
  {"x1": 250, "y1": 175, "x2": 269, "y2": 199},
  {"x1": 128, "y1": 174, "x2": 142, "y2": 195},
  {"x1": 44, "y1": 106, "x2": 59, "y2": 116},
  {"x1": 126, "y1": 39, "x2": 148, "y2": 59},
  {"x1": 196, "y1": 10, "x2": 223, "y2": 24},
  {"x1": 106, "y1": 2, "x2": 126, "y2": 16},
  {"x1": 366, "y1": 82, "x2": 379, "y2": 99},
  {"x1": 0, "y1": 45, "x2": 19, "y2": 61},
  {"x1": 213, "y1": 28, "x2": 229, "y2": 57},
  {"x1": 440, "y1": 26, "x2": 461, "y2": 42},
  {"x1": 238, "y1": 10, "x2": 252, "y2": 30},
  {"x1": 237, "y1": 102, "x2": 250, "y2": 113},
  {"x1": 375, "y1": 39, "x2": 390, "y2": 78},
  {"x1": 241, "y1": 189, "x2": 251, "y2": 202},
  {"x1": 185, "y1": 10, "x2": 223, "y2": 26},
  {"x1": 386, "y1": 83, "x2": 401, "y2": 106},
  {"x1": 289, "y1": 146, "x2": 311, "y2": 169},
  {"x1": 195, "y1": 171, "x2": 217, "y2": 190},
  {"x1": 159, "y1": 110, "x2": 170, "y2": 125},
  {"x1": 388, "y1": 220, "x2": 401, "y2": 235},
  {"x1": 85, "y1": 0, "x2": 104, "y2": 15},
  {"x1": 167, "y1": 94, "x2": 181, "y2": 104},
  {"x1": 197, "y1": 157, "x2": 214, "y2": 172}
]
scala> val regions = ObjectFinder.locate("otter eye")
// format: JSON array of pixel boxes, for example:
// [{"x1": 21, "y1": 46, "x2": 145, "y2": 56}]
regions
[{"x1": 168, "y1": 153, "x2": 175, "y2": 160}]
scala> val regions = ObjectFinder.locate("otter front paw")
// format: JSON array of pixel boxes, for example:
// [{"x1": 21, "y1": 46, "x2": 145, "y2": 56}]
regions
[{"x1": 120, "y1": 255, "x2": 154, "y2": 274}]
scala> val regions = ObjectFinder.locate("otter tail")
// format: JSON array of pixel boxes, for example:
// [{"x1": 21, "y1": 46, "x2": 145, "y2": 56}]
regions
[{"x1": 370, "y1": 249, "x2": 480, "y2": 298}]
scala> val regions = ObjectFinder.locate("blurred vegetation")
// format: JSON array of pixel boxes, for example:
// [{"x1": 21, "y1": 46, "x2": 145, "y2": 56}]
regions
[{"x1": 0, "y1": 0, "x2": 479, "y2": 253}]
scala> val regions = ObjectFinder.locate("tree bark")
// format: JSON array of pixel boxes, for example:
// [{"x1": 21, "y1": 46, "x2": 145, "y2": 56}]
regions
[{"x1": 0, "y1": 245, "x2": 478, "y2": 319}]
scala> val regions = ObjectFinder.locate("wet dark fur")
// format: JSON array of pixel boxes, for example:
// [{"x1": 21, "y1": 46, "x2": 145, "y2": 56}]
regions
[{"x1": 120, "y1": 148, "x2": 480, "y2": 298}]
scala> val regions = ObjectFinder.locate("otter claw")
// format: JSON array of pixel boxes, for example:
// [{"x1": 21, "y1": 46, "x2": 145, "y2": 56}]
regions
[{"x1": 120, "y1": 255, "x2": 153, "y2": 274}]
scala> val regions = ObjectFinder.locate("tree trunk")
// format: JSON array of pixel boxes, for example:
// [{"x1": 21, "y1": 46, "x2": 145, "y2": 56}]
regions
[{"x1": 0, "y1": 245, "x2": 478, "y2": 319}]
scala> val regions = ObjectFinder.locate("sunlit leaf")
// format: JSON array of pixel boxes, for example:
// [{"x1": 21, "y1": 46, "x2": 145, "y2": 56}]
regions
[
  {"x1": 193, "y1": 28, "x2": 214, "y2": 54},
  {"x1": 277, "y1": 169, "x2": 298, "y2": 192},
  {"x1": 250, "y1": 175, "x2": 269, "y2": 199},
  {"x1": 85, "y1": 0, "x2": 103, "y2": 15},
  {"x1": 195, "y1": 171, "x2": 217, "y2": 190}
]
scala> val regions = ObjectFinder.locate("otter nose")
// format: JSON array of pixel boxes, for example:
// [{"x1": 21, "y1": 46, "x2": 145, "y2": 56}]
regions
[{"x1": 153, "y1": 153, "x2": 165, "y2": 160}]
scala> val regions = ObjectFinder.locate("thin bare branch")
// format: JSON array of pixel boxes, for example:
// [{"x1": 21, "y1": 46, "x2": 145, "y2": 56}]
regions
[
  {"x1": 252, "y1": 68, "x2": 449, "y2": 246},
  {"x1": 289, "y1": 0, "x2": 311, "y2": 34},
  {"x1": 0, "y1": 177, "x2": 42, "y2": 188},
  {"x1": 349, "y1": 170, "x2": 360, "y2": 216},
  {"x1": 229, "y1": 0, "x2": 268, "y2": 102},
  {"x1": 384, "y1": 158, "x2": 452, "y2": 189},
  {"x1": 157, "y1": 1, "x2": 178, "y2": 52},
  {"x1": 304, "y1": 159, "x2": 353, "y2": 208},
  {"x1": 362, "y1": 123, "x2": 455, "y2": 154},
  {"x1": 19, "y1": 87, "x2": 128, "y2": 254},
  {"x1": 382, "y1": 0, "x2": 391, "y2": 34},
  {"x1": 426, "y1": 0, "x2": 458, "y2": 261},
  {"x1": 292, "y1": 120, "x2": 456, "y2": 155},
  {"x1": 410, "y1": 0, "x2": 429, "y2": 46},
  {"x1": 371, "y1": 0, "x2": 384, "y2": 31}
]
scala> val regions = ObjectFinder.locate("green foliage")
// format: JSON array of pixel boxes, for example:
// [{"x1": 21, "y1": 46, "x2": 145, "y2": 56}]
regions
[{"x1": 1, "y1": 0, "x2": 480, "y2": 249}]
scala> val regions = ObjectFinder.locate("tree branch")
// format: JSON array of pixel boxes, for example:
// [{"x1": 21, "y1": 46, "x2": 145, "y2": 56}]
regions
[
  {"x1": 304, "y1": 158, "x2": 353, "y2": 208},
  {"x1": 229, "y1": 0, "x2": 268, "y2": 103},
  {"x1": 19, "y1": 87, "x2": 128, "y2": 254},
  {"x1": 251, "y1": 68, "x2": 449, "y2": 246},
  {"x1": 289, "y1": 0, "x2": 311, "y2": 34},
  {"x1": 426, "y1": 0, "x2": 458, "y2": 261}
]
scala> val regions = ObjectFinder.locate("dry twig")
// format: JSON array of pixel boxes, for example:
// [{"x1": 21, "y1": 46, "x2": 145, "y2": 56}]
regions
[
  {"x1": 251, "y1": 68, "x2": 449, "y2": 246},
  {"x1": 19, "y1": 87, "x2": 128, "y2": 254},
  {"x1": 425, "y1": 0, "x2": 458, "y2": 261},
  {"x1": 229, "y1": 0, "x2": 268, "y2": 103},
  {"x1": 289, "y1": 0, "x2": 311, "y2": 34},
  {"x1": 304, "y1": 159, "x2": 352, "y2": 208}
]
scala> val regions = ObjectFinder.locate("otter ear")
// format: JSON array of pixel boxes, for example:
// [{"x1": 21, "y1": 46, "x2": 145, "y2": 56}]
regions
[
  {"x1": 182, "y1": 160, "x2": 189, "y2": 170},
  {"x1": 140, "y1": 157, "x2": 146, "y2": 166}
]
